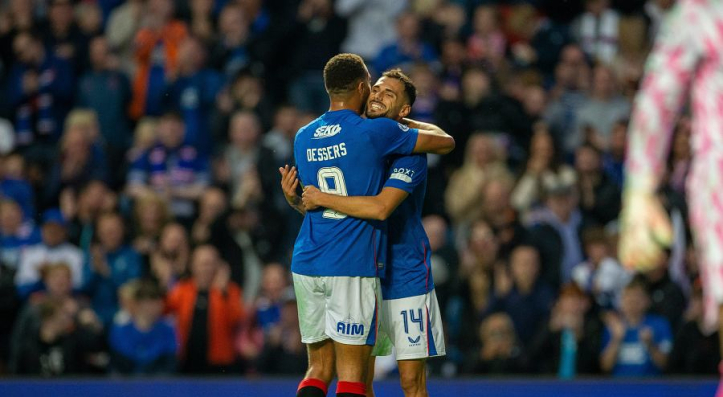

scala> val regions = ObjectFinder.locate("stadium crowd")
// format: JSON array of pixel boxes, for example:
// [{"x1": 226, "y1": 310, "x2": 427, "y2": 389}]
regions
[{"x1": 0, "y1": 0, "x2": 716, "y2": 380}]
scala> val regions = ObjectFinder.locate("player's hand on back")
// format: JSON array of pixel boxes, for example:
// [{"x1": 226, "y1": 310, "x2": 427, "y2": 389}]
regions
[
  {"x1": 279, "y1": 165, "x2": 300, "y2": 205},
  {"x1": 301, "y1": 186, "x2": 322, "y2": 211}
]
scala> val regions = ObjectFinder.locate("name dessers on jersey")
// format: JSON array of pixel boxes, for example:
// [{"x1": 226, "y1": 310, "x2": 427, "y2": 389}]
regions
[{"x1": 291, "y1": 109, "x2": 420, "y2": 279}]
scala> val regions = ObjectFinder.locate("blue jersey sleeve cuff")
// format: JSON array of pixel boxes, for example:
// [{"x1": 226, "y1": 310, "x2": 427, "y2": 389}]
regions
[{"x1": 383, "y1": 178, "x2": 415, "y2": 194}]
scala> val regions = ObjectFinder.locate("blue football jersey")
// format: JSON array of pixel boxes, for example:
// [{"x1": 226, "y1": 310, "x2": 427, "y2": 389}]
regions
[
  {"x1": 292, "y1": 109, "x2": 419, "y2": 277},
  {"x1": 381, "y1": 154, "x2": 434, "y2": 300}
]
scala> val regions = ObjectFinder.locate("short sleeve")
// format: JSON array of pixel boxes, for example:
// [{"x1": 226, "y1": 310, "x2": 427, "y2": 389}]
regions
[
  {"x1": 367, "y1": 118, "x2": 419, "y2": 157},
  {"x1": 384, "y1": 154, "x2": 427, "y2": 194}
]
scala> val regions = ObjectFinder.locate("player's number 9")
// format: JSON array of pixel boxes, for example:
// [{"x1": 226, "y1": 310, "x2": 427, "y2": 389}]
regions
[{"x1": 317, "y1": 167, "x2": 348, "y2": 219}]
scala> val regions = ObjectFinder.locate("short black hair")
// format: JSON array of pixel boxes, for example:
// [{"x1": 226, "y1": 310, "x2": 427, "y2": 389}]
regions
[
  {"x1": 134, "y1": 280, "x2": 165, "y2": 301},
  {"x1": 382, "y1": 68, "x2": 417, "y2": 106},
  {"x1": 323, "y1": 53, "x2": 368, "y2": 96}
]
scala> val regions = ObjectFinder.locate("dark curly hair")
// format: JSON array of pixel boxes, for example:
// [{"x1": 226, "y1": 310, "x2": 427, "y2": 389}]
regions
[
  {"x1": 323, "y1": 53, "x2": 368, "y2": 96},
  {"x1": 382, "y1": 68, "x2": 417, "y2": 106}
]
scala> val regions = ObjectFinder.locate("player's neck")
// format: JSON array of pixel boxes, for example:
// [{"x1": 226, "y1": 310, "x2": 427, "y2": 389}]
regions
[{"x1": 328, "y1": 98, "x2": 362, "y2": 114}]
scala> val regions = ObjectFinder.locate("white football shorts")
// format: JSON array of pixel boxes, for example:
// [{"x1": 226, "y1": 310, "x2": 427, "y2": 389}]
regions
[
  {"x1": 292, "y1": 273, "x2": 381, "y2": 346},
  {"x1": 372, "y1": 288, "x2": 446, "y2": 360}
]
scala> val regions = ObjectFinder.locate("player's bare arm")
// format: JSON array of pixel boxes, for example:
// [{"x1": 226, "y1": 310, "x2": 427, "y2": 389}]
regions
[
  {"x1": 279, "y1": 165, "x2": 306, "y2": 215},
  {"x1": 302, "y1": 185, "x2": 409, "y2": 221},
  {"x1": 402, "y1": 117, "x2": 455, "y2": 155}
]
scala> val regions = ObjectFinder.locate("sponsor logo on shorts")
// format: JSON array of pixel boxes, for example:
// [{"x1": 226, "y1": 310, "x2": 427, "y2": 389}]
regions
[
  {"x1": 337, "y1": 319, "x2": 364, "y2": 336},
  {"x1": 407, "y1": 335, "x2": 421, "y2": 346}
]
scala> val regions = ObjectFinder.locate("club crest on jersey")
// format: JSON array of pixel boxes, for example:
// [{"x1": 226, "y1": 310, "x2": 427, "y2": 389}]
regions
[
  {"x1": 313, "y1": 124, "x2": 342, "y2": 139},
  {"x1": 397, "y1": 123, "x2": 410, "y2": 131}
]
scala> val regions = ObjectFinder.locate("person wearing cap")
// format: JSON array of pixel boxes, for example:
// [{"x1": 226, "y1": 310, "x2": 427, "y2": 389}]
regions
[
  {"x1": 527, "y1": 176, "x2": 586, "y2": 291},
  {"x1": 14, "y1": 209, "x2": 84, "y2": 299}
]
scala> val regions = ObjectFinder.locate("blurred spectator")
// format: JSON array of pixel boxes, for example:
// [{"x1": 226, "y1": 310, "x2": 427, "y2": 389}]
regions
[
  {"x1": 15, "y1": 209, "x2": 84, "y2": 299},
  {"x1": 0, "y1": 0, "x2": 36, "y2": 78},
  {"x1": 61, "y1": 180, "x2": 113, "y2": 251},
  {"x1": 0, "y1": 199, "x2": 41, "y2": 269},
  {"x1": 424, "y1": 215, "x2": 458, "y2": 311},
  {"x1": 571, "y1": 0, "x2": 619, "y2": 64},
  {"x1": 527, "y1": 179, "x2": 585, "y2": 290},
  {"x1": 529, "y1": 284, "x2": 604, "y2": 376},
  {"x1": 463, "y1": 312, "x2": 528, "y2": 374},
  {"x1": 261, "y1": 105, "x2": 298, "y2": 167},
  {"x1": 458, "y1": 219, "x2": 502, "y2": 280},
  {"x1": 75, "y1": 2, "x2": 103, "y2": 40},
  {"x1": 373, "y1": 12, "x2": 437, "y2": 75},
  {"x1": 335, "y1": 0, "x2": 406, "y2": 60},
  {"x1": 184, "y1": 0, "x2": 216, "y2": 45},
  {"x1": 214, "y1": 70, "x2": 274, "y2": 135},
  {"x1": 253, "y1": 263, "x2": 290, "y2": 333},
  {"x1": 602, "y1": 118, "x2": 627, "y2": 188},
  {"x1": 575, "y1": 65, "x2": 631, "y2": 150},
  {"x1": 105, "y1": 0, "x2": 144, "y2": 75},
  {"x1": 668, "y1": 283, "x2": 720, "y2": 375},
  {"x1": 438, "y1": 37, "x2": 466, "y2": 99},
  {"x1": 126, "y1": 111, "x2": 210, "y2": 223},
  {"x1": 208, "y1": 207, "x2": 265, "y2": 301},
  {"x1": 208, "y1": 3, "x2": 250, "y2": 78},
  {"x1": 166, "y1": 245, "x2": 244, "y2": 374},
  {"x1": 9, "y1": 298, "x2": 101, "y2": 375},
  {"x1": 0, "y1": 152, "x2": 35, "y2": 219},
  {"x1": 84, "y1": 212, "x2": 142, "y2": 327},
  {"x1": 255, "y1": 290, "x2": 307, "y2": 375},
  {"x1": 129, "y1": 0, "x2": 188, "y2": 119},
  {"x1": 511, "y1": 124, "x2": 577, "y2": 214},
  {"x1": 288, "y1": 0, "x2": 346, "y2": 114},
  {"x1": 408, "y1": 63, "x2": 438, "y2": 123},
  {"x1": 0, "y1": 119, "x2": 15, "y2": 155},
  {"x1": 44, "y1": 120, "x2": 109, "y2": 207},
  {"x1": 150, "y1": 223, "x2": 190, "y2": 291},
  {"x1": 642, "y1": 252, "x2": 686, "y2": 332},
  {"x1": 10, "y1": 263, "x2": 103, "y2": 375},
  {"x1": 191, "y1": 187, "x2": 227, "y2": 246},
  {"x1": 131, "y1": 193, "x2": 171, "y2": 268},
  {"x1": 479, "y1": 177, "x2": 529, "y2": 260},
  {"x1": 486, "y1": 245, "x2": 555, "y2": 347},
  {"x1": 445, "y1": 134, "x2": 512, "y2": 227},
  {"x1": 109, "y1": 280, "x2": 177, "y2": 375},
  {"x1": 544, "y1": 44, "x2": 590, "y2": 153},
  {"x1": 666, "y1": 116, "x2": 692, "y2": 196},
  {"x1": 126, "y1": 117, "x2": 158, "y2": 164},
  {"x1": 575, "y1": 144, "x2": 621, "y2": 226},
  {"x1": 40, "y1": 0, "x2": 90, "y2": 74},
  {"x1": 7, "y1": 31, "x2": 74, "y2": 147},
  {"x1": 466, "y1": 5, "x2": 506, "y2": 69},
  {"x1": 164, "y1": 36, "x2": 223, "y2": 156},
  {"x1": 77, "y1": 36, "x2": 133, "y2": 183},
  {"x1": 600, "y1": 277, "x2": 672, "y2": 377},
  {"x1": 571, "y1": 227, "x2": 631, "y2": 309},
  {"x1": 217, "y1": 111, "x2": 275, "y2": 212}
]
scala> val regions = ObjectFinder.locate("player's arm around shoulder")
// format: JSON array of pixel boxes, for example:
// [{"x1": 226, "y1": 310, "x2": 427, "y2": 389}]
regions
[{"x1": 403, "y1": 117, "x2": 455, "y2": 155}]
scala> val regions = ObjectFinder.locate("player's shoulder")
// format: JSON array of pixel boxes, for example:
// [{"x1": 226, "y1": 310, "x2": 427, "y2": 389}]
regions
[
  {"x1": 390, "y1": 153, "x2": 427, "y2": 168},
  {"x1": 363, "y1": 117, "x2": 411, "y2": 133}
]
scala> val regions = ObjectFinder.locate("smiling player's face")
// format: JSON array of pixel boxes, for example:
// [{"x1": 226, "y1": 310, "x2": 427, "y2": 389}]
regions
[{"x1": 365, "y1": 77, "x2": 410, "y2": 121}]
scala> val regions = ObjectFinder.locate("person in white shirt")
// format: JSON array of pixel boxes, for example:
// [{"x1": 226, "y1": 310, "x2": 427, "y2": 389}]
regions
[{"x1": 14, "y1": 209, "x2": 84, "y2": 299}]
